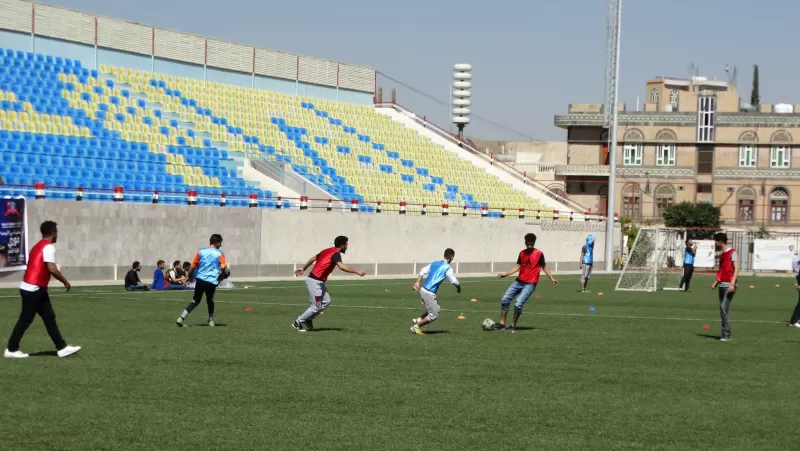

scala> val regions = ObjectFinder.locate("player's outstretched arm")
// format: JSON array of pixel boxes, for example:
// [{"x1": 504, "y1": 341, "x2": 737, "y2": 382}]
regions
[
  {"x1": 337, "y1": 261, "x2": 366, "y2": 277},
  {"x1": 446, "y1": 268, "x2": 461, "y2": 293},
  {"x1": 295, "y1": 255, "x2": 317, "y2": 277},
  {"x1": 543, "y1": 265, "x2": 559, "y2": 286},
  {"x1": 46, "y1": 262, "x2": 71, "y2": 292},
  {"x1": 498, "y1": 264, "x2": 521, "y2": 279}
]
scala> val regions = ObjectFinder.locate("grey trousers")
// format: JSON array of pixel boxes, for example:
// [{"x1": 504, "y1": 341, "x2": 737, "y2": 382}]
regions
[{"x1": 718, "y1": 286, "x2": 736, "y2": 338}]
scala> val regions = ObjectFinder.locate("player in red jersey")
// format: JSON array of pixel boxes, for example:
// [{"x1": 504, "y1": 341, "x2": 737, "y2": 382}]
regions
[
  {"x1": 711, "y1": 232, "x2": 739, "y2": 342},
  {"x1": 292, "y1": 236, "x2": 366, "y2": 332},
  {"x1": 4, "y1": 221, "x2": 81, "y2": 359},
  {"x1": 494, "y1": 233, "x2": 559, "y2": 331}
]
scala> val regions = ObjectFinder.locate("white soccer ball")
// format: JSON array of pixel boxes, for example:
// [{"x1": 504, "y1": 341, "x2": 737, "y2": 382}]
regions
[{"x1": 482, "y1": 318, "x2": 496, "y2": 331}]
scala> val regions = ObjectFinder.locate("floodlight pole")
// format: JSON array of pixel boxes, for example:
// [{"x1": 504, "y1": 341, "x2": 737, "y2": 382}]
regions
[{"x1": 604, "y1": 0, "x2": 622, "y2": 273}]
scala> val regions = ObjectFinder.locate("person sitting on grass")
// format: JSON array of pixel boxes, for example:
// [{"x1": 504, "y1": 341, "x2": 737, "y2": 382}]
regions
[
  {"x1": 124, "y1": 261, "x2": 150, "y2": 291},
  {"x1": 151, "y1": 260, "x2": 166, "y2": 290},
  {"x1": 167, "y1": 260, "x2": 190, "y2": 290}
]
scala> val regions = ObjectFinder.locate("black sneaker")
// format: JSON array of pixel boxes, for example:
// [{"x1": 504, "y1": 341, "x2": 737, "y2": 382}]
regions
[
  {"x1": 507, "y1": 325, "x2": 516, "y2": 332},
  {"x1": 292, "y1": 321, "x2": 306, "y2": 332},
  {"x1": 493, "y1": 323, "x2": 506, "y2": 330},
  {"x1": 303, "y1": 319, "x2": 315, "y2": 331}
]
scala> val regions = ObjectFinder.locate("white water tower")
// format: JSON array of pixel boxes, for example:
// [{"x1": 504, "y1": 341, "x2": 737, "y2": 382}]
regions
[{"x1": 452, "y1": 64, "x2": 472, "y2": 137}]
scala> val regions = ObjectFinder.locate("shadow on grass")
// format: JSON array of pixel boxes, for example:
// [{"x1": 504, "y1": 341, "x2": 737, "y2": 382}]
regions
[
  {"x1": 513, "y1": 326, "x2": 545, "y2": 331},
  {"x1": 310, "y1": 328, "x2": 344, "y2": 332},
  {"x1": 28, "y1": 351, "x2": 58, "y2": 357},
  {"x1": 197, "y1": 323, "x2": 228, "y2": 327},
  {"x1": 696, "y1": 333, "x2": 721, "y2": 340},
  {"x1": 422, "y1": 330, "x2": 449, "y2": 335}
]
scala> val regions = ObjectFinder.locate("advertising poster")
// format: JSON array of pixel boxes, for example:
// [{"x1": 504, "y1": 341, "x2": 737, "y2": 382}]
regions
[
  {"x1": 753, "y1": 239, "x2": 796, "y2": 271},
  {"x1": 693, "y1": 240, "x2": 716, "y2": 268},
  {"x1": 0, "y1": 197, "x2": 28, "y2": 272}
]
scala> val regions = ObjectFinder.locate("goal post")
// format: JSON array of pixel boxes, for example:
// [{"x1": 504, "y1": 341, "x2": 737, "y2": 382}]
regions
[{"x1": 615, "y1": 227, "x2": 688, "y2": 292}]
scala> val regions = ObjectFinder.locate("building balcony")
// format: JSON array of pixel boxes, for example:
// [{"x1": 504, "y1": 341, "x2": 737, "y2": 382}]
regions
[
  {"x1": 714, "y1": 167, "x2": 800, "y2": 179},
  {"x1": 555, "y1": 165, "x2": 610, "y2": 176}
]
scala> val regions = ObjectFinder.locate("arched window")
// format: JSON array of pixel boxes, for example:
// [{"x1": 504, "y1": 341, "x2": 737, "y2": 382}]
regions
[
  {"x1": 737, "y1": 187, "x2": 756, "y2": 222},
  {"x1": 622, "y1": 184, "x2": 642, "y2": 219},
  {"x1": 770, "y1": 187, "x2": 789, "y2": 223},
  {"x1": 655, "y1": 130, "x2": 677, "y2": 167},
  {"x1": 548, "y1": 184, "x2": 566, "y2": 199},
  {"x1": 650, "y1": 88, "x2": 659, "y2": 104},
  {"x1": 770, "y1": 131, "x2": 792, "y2": 168},
  {"x1": 669, "y1": 89, "x2": 679, "y2": 106},
  {"x1": 654, "y1": 185, "x2": 675, "y2": 219}
]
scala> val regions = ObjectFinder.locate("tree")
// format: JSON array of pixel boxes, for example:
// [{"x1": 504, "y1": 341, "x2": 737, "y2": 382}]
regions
[
  {"x1": 662, "y1": 201, "x2": 722, "y2": 239},
  {"x1": 751, "y1": 64, "x2": 760, "y2": 108}
]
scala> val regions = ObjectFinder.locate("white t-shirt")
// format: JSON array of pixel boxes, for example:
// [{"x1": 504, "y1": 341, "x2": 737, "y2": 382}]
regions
[{"x1": 20, "y1": 244, "x2": 56, "y2": 292}]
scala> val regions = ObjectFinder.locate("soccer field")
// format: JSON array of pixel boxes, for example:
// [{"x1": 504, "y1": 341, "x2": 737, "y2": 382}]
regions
[{"x1": 1, "y1": 274, "x2": 798, "y2": 450}]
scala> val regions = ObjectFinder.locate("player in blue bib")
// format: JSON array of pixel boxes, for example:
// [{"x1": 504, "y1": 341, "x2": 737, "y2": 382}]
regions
[
  {"x1": 579, "y1": 235, "x2": 595, "y2": 293},
  {"x1": 679, "y1": 238, "x2": 696, "y2": 292},
  {"x1": 411, "y1": 248, "x2": 461, "y2": 335}
]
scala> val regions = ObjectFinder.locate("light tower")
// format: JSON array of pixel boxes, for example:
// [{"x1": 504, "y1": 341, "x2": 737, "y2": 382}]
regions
[
  {"x1": 452, "y1": 64, "x2": 472, "y2": 138},
  {"x1": 604, "y1": 0, "x2": 622, "y2": 272}
]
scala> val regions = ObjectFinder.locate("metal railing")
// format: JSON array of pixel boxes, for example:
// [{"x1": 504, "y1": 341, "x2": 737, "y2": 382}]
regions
[{"x1": 374, "y1": 102, "x2": 591, "y2": 214}]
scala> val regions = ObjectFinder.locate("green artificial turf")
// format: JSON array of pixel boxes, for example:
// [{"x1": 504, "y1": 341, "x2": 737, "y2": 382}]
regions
[{"x1": 1, "y1": 274, "x2": 798, "y2": 450}]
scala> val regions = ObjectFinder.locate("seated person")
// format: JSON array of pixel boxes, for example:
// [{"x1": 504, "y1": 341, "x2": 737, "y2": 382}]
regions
[
  {"x1": 151, "y1": 260, "x2": 166, "y2": 290},
  {"x1": 167, "y1": 260, "x2": 190, "y2": 290},
  {"x1": 124, "y1": 261, "x2": 150, "y2": 291},
  {"x1": 182, "y1": 261, "x2": 196, "y2": 288}
]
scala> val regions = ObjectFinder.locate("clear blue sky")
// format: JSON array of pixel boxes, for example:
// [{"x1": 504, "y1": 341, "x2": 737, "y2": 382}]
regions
[{"x1": 43, "y1": 0, "x2": 798, "y2": 141}]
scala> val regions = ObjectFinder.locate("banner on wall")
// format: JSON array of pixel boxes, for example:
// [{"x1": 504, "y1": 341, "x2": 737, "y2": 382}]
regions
[
  {"x1": 753, "y1": 239, "x2": 797, "y2": 271},
  {"x1": 693, "y1": 240, "x2": 716, "y2": 268},
  {"x1": 0, "y1": 196, "x2": 28, "y2": 272}
]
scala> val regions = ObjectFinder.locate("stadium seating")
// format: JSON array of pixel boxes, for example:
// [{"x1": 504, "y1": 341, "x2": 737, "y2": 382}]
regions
[{"x1": 0, "y1": 48, "x2": 554, "y2": 217}]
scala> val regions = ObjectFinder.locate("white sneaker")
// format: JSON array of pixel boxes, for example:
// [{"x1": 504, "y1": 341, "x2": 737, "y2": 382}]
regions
[
  {"x1": 57, "y1": 345, "x2": 81, "y2": 358},
  {"x1": 793, "y1": 322, "x2": 800, "y2": 328},
  {"x1": 208, "y1": 320, "x2": 215, "y2": 327},
  {"x1": 411, "y1": 318, "x2": 419, "y2": 325},
  {"x1": 176, "y1": 317, "x2": 185, "y2": 327},
  {"x1": 4, "y1": 349, "x2": 29, "y2": 359}
]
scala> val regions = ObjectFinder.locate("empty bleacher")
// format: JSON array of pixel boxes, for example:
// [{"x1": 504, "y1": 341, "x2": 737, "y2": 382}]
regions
[{"x1": 0, "y1": 48, "x2": 554, "y2": 217}]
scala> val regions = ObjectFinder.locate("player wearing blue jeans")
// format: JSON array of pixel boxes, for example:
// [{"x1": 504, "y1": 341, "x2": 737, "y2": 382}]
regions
[{"x1": 495, "y1": 233, "x2": 559, "y2": 330}]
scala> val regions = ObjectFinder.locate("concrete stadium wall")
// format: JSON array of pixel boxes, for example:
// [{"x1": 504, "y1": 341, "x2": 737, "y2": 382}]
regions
[{"x1": 0, "y1": 201, "x2": 611, "y2": 285}]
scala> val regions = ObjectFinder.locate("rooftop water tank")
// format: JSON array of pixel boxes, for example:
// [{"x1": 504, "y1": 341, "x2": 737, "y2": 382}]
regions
[{"x1": 774, "y1": 103, "x2": 794, "y2": 114}]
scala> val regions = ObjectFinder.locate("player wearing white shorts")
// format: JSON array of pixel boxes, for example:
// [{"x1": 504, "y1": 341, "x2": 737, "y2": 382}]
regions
[{"x1": 411, "y1": 248, "x2": 461, "y2": 335}]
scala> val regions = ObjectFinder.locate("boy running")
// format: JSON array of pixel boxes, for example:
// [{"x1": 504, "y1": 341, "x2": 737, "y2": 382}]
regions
[
  {"x1": 292, "y1": 236, "x2": 366, "y2": 332},
  {"x1": 579, "y1": 234, "x2": 595, "y2": 292},
  {"x1": 5, "y1": 221, "x2": 81, "y2": 358},
  {"x1": 176, "y1": 234, "x2": 227, "y2": 327},
  {"x1": 495, "y1": 233, "x2": 559, "y2": 331},
  {"x1": 711, "y1": 232, "x2": 738, "y2": 342},
  {"x1": 410, "y1": 248, "x2": 461, "y2": 335}
]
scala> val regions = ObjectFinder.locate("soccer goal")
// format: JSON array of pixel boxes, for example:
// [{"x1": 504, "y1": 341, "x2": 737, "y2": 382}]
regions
[{"x1": 615, "y1": 227, "x2": 688, "y2": 292}]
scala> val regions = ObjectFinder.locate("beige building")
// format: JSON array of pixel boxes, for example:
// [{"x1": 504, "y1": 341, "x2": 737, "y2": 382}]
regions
[{"x1": 553, "y1": 76, "x2": 800, "y2": 226}]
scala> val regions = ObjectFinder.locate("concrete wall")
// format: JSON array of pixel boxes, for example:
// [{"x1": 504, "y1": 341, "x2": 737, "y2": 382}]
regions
[{"x1": 0, "y1": 200, "x2": 611, "y2": 284}]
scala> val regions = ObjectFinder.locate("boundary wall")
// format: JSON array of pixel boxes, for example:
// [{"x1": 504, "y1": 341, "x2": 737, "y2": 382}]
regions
[{"x1": 0, "y1": 201, "x2": 612, "y2": 285}]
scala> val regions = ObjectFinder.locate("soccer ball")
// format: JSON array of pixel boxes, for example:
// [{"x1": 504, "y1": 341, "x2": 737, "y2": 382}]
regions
[{"x1": 481, "y1": 318, "x2": 496, "y2": 331}]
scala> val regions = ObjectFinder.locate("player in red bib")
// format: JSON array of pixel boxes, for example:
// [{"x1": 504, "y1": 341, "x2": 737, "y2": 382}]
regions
[
  {"x1": 4, "y1": 221, "x2": 81, "y2": 359},
  {"x1": 292, "y1": 236, "x2": 366, "y2": 332},
  {"x1": 494, "y1": 233, "x2": 559, "y2": 331},
  {"x1": 711, "y1": 232, "x2": 739, "y2": 342}
]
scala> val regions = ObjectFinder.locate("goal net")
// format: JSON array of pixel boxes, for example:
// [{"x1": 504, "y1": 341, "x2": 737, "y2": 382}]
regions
[{"x1": 615, "y1": 227, "x2": 687, "y2": 292}]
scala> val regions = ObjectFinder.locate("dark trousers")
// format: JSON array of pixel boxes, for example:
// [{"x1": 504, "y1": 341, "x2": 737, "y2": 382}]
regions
[
  {"x1": 7, "y1": 288, "x2": 67, "y2": 352},
  {"x1": 184, "y1": 279, "x2": 217, "y2": 318},
  {"x1": 718, "y1": 286, "x2": 736, "y2": 338},
  {"x1": 790, "y1": 292, "x2": 800, "y2": 324},
  {"x1": 679, "y1": 264, "x2": 694, "y2": 291}
]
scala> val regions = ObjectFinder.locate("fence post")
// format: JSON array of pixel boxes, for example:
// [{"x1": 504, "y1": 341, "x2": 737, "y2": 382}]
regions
[
  {"x1": 519, "y1": 208, "x2": 525, "y2": 219},
  {"x1": 481, "y1": 206, "x2": 488, "y2": 218},
  {"x1": 249, "y1": 193, "x2": 258, "y2": 208},
  {"x1": 187, "y1": 190, "x2": 197, "y2": 206},
  {"x1": 75, "y1": 186, "x2": 83, "y2": 202},
  {"x1": 421, "y1": 204, "x2": 427, "y2": 216},
  {"x1": 350, "y1": 199, "x2": 359, "y2": 212},
  {"x1": 327, "y1": 199, "x2": 333, "y2": 211},
  {"x1": 34, "y1": 182, "x2": 45, "y2": 199},
  {"x1": 220, "y1": 193, "x2": 226, "y2": 207},
  {"x1": 442, "y1": 203, "x2": 449, "y2": 216},
  {"x1": 152, "y1": 190, "x2": 159, "y2": 204},
  {"x1": 376, "y1": 201, "x2": 382, "y2": 213},
  {"x1": 399, "y1": 201, "x2": 407, "y2": 215},
  {"x1": 300, "y1": 196, "x2": 308, "y2": 210},
  {"x1": 113, "y1": 186, "x2": 124, "y2": 203},
  {"x1": 276, "y1": 195, "x2": 282, "y2": 209}
]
